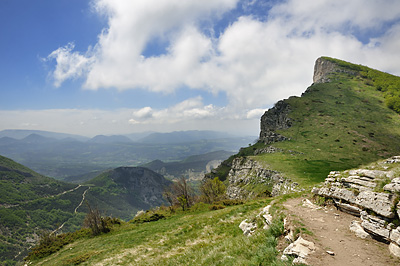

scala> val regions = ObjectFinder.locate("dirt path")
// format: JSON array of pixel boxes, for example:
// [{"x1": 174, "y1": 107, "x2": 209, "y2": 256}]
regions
[
  {"x1": 283, "y1": 197, "x2": 400, "y2": 266},
  {"x1": 51, "y1": 186, "x2": 91, "y2": 234}
]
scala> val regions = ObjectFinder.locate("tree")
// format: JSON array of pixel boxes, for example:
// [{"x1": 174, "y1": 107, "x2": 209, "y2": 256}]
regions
[
  {"x1": 163, "y1": 176, "x2": 194, "y2": 211},
  {"x1": 83, "y1": 202, "x2": 110, "y2": 236},
  {"x1": 162, "y1": 190, "x2": 175, "y2": 212},
  {"x1": 200, "y1": 177, "x2": 226, "y2": 204}
]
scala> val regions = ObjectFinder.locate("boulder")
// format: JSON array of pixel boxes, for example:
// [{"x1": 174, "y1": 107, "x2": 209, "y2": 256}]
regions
[
  {"x1": 360, "y1": 211, "x2": 391, "y2": 241},
  {"x1": 316, "y1": 186, "x2": 356, "y2": 203},
  {"x1": 348, "y1": 169, "x2": 387, "y2": 179},
  {"x1": 341, "y1": 176, "x2": 376, "y2": 189},
  {"x1": 302, "y1": 199, "x2": 321, "y2": 210},
  {"x1": 389, "y1": 242, "x2": 400, "y2": 258},
  {"x1": 239, "y1": 219, "x2": 256, "y2": 236},
  {"x1": 335, "y1": 201, "x2": 362, "y2": 216},
  {"x1": 349, "y1": 220, "x2": 371, "y2": 239},
  {"x1": 355, "y1": 191, "x2": 396, "y2": 218},
  {"x1": 259, "y1": 205, "x2": 273, "y2": 228},
  {"x1": 283, "y1": 236, "x2": 315, "y2": 264},
  {"x1": 385, "y1": 156, "x2": 400, "y2": 164},
  {"x1": 384, "y1": 177, "x2": 400, "y2": 193},
  {"x1": 390, "y1": 226, "x2": 400, "y2": 246}
]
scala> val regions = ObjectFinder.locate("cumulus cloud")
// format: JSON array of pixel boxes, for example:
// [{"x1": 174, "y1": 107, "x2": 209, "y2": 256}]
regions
[
  {"x1": 130, "y1": 97, "x2": 219, "y2": 125},
  {"x1": 44, "y1": 0, "x2": 400, "y2": 134}
]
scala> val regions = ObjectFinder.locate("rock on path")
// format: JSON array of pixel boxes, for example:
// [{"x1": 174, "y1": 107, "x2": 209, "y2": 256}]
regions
[{"x1": 283, "y1": 197, "x2": 400, "y2": 266}]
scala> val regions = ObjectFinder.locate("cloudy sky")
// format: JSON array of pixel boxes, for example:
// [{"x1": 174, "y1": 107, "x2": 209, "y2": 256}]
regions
[{"x1": 1, "y1": 0, "x2": 400, "y2": 137}]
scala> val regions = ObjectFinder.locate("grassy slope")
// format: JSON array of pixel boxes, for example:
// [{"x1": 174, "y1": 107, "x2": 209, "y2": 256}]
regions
[
  {"x1": 28, "y1": 197, "x2": 299, "y2": 266},
  {"x1": 0, "y1": 155, "x2": 89, "y2": 265},
  {"x1": 238, "y1": 58, "x2": 400, "y2": 187},
  {"x1": 24, "y1": 58, "x2": 400, "y2": 265}
]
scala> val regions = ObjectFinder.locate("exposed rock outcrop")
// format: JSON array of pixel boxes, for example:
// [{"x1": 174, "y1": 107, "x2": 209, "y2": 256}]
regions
[
  {"x1": 313, "y1": 156, "x2": 400, "y2": 257},
  {"x1": 239, "y1": 204, "x2": 273, "y2": 235},
  {"x1": 226, "y1": 157, "x2": 300, "y2": 199},
  {"x1": 259, "y1": 100, "x2": 292, "y2": 144},
  {"x1": 239, "y1": 219, "x2": 257, "y2": 236},
  {"x1": 313, "y1": 57, "x2": 358, "y2": 84}
]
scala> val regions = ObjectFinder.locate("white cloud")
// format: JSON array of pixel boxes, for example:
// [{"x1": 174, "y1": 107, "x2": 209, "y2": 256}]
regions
[
  {"x1": 130, "y1": 97, "x2": 220, "y2": 125},
  {"x1": 46, "y1": 43, "x2": 93, "y2": 87},
  {"x1": 44, "y1": 0, "x2": 400, "y2": 135},
  {"x1": 246, "y1": 108, "x2": 266, "y2": 119},
  {"x1": 133, "y1": 107, "x2": 153, "y2": 119},
  {"x1": 0, "y1": 100, "x2": 260, "y2": 136}
]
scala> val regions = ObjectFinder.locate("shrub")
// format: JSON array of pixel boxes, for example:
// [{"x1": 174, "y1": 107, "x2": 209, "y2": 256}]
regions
[
  {"x1": 83, "y1": 202, "x2": 112, "y2": 236},
  {"x1": 216, "y1": 199, "x2": 244, "y2": 206},
  {"x1": 25, "y1": 229, "x2": 90, "y2": 261},
  {"x1": 209, "y1": 204, "x2": 225, "y2": 211},
  {"x1": 132, "y1": 213, "x2": 166, "y2": 224},
  {"x1": 200, "y1": 177, "x2": 226, "y2": 204}
]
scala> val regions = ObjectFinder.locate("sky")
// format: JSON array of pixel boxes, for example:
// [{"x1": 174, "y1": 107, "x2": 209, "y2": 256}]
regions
[{"x1": 1, "y1": 0, "x2": 400, "y2": 137}]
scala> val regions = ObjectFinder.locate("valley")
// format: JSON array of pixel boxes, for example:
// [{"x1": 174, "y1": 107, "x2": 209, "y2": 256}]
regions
[
  {"x1": 2, "y1": 57, "x2": 400, "y2": 265},
  {"x1": 0, "y1": 130, "x2": 254, "y2": 180}
]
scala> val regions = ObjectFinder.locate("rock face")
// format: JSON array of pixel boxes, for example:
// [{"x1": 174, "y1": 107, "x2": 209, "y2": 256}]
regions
[
  {"x1": 226, "y1": 157, "x2": 300, "y2": 199},
  {"x1": 108, "y1": 167, "x2": 172, "y2": 208},
  {"x1": 313, "y1": 156, "x2": 400, "y2": 257},
  {"x1": 313, "y1": 57, "x2": 358, "y2": 84},
  {"x1": 259, "y1": 100, "x2": 292, "y2": 144}
]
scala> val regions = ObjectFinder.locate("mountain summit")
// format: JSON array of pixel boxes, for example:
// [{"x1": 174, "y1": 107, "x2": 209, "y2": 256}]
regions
[{"x1": 210, "y1": 57, "x2": 400, "y2": 198}]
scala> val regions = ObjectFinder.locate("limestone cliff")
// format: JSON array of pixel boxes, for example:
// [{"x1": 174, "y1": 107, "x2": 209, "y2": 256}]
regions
[
  {"x1": 259, "y1": 100, "x2": 292, "y2": 144},
  {"x1": 259, "y1": 56, "x2": 357, "y2": 144},
  {"x1": 226, "y1": 157, "x2": 300, "y2": 199},
  {"x1": 313, "y1": 57, "x2": 358, "y2": 84}
]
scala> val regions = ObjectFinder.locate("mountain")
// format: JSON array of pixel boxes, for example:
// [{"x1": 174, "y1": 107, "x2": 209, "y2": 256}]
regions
[
  {"x1": 87, "y1": 134, "x2": 133, "y2": 144},
  {"x1": 124, "y1": 131, "x2": 154, "y2": 141},
  {"x1": 141, "y1": 150, "x2": 234, "y2": 180},
  {"x1": 0, "y1": 155, "x2": 172, "y2": 265},
  {"x1": 0, "y1": 132, "x2": 255, "y2": 180},
  {"x1": 137, "y1": 130, "x2": 237, "y2": 144},
  {"x1": 84, "y1": 167, "x2": 172, "y2": 219},
  {"x1": 0, "y1": 155, "x2": 84, "y2": 264},
  {"x1": 208, "y1": 56, "x2": 400, "y2": 199},
  {"x1": 0, "y1": 129, "x2": 89, "y2": 141},
  {"x1": 23, "y1": 57, "x2": 400, "y2": 265},
  {"x1": 0, "y1": 136, "x2": 18, "y2": 146}
]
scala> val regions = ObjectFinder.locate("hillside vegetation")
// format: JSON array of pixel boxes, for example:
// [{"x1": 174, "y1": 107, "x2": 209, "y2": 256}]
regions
[
  {"x1": 25, "y1": 196, "x2": 300, "y2": 266},
  {"x1": 0, "y1": 155, "x2": 88, "y2": 265},
  {"x1": 0, "y1": 156, "x2": 171, "y2": 265},
  {"x1": 212, "y1": 57, "x2": 400, "y2": 189},
  {"x1": 10, "y1": 57, "x2": 400, "y2": 265}
]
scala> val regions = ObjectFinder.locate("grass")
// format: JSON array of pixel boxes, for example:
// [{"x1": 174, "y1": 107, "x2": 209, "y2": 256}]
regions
[
  {"x1": 231, "y1": 65, "x2": 400, "y2": 189},
  {"x1": 27, "y1": 198, "x2": 294, "y2": 266}
]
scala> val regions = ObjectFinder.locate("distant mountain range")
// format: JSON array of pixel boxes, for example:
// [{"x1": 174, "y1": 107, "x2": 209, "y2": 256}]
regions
[
  {"x1": 0, "y1": 130, "x2": 256, "y2": 180},
  {"x1": 0, "y1": 129, "x2": 89, "y2": 141},
  {"x1": 141, "y1": 150, "x2": 234, "y2": 181}
]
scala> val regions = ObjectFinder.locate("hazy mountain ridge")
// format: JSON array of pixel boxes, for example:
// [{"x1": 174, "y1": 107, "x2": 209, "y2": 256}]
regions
[
  {"x1": 141, "y1": 150, "x2": 234, "y2": 180},
  {"x1": 9, "y1": 56, "x2": 400, "y2": 265},
  {"x1": 0, "y1": 131, "x2": 256, "y2": 180}
]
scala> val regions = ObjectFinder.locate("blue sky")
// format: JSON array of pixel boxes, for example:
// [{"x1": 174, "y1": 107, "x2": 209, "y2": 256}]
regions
[{"x1": 1, "y1": 0, "x2": 400, "y2": 136}]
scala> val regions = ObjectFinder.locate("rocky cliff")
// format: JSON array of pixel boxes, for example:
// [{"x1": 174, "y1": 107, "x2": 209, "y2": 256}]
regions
[
  {"x1": 226, "y1": 157, "x2": 300, "y2": 199},
  {"x1": 313, "y1": 156, "x2": 400, "y2": 258},
  {"x1": 259, "y1": 100, "x2": 292, "y2": 144},
  {"x1": 313, "y1": 57, "x2": 358, "y2": 83}
]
